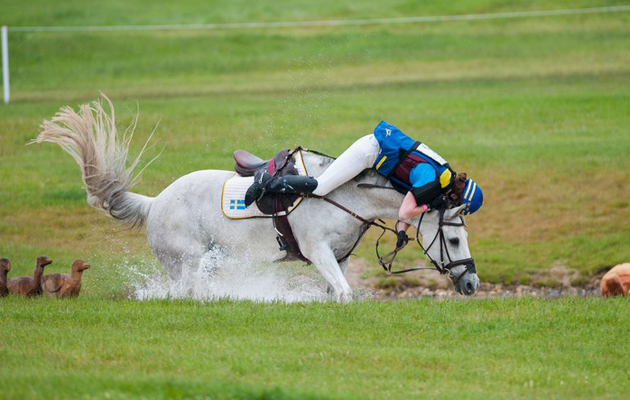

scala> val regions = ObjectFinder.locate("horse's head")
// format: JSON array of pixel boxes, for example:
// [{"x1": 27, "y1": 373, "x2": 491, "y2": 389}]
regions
[{"x1": 417, "y1": 205, "x2": 479, "y2": 296}]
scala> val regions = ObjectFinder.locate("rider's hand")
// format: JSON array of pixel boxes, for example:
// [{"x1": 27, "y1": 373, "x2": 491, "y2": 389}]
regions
[{"x1": 396, "y1": 230, "x2": 409, "y2": 249}]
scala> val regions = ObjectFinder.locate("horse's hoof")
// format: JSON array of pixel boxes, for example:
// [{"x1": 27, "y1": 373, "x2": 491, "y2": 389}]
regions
[{"x1": 336, "y1": 291, "x2": 353, "y2": 303}]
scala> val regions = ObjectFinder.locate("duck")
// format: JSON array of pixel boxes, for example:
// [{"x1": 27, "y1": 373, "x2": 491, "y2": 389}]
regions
[
  {"x1": 7, "y1": 256, "x2": 52, "y2": 297},
  {"x1": 41, "y1": 259, "x2": 90, "y2": 299},
  {"x1": 0, "y1": 258, "x2": 10, "y2": 297},
  {"x1": 601, "y1": 263, "x2": 630, "y2": 297}
]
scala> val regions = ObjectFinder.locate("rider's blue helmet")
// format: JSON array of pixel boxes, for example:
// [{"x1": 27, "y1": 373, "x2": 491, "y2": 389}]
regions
[{"x1": 461, "y1": 179, "x2": 483, "y2": 215}]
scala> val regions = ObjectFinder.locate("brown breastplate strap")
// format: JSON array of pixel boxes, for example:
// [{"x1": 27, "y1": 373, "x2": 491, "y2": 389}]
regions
[{"x1": 274, "y1": 194, "x2": 377, "y2": 264}]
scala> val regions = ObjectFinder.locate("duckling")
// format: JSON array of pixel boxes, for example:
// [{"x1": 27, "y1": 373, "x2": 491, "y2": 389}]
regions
[
  {"x1": 0, "y1": 258, "x2": 10, "y2": 297},
  {"x1": 41, "y1": 259, "x2": 90, "y2": 298},
  {"x1": 7, "y1": 256, "x2": 52, "y2": 297},
  {"x1": 601, "y1": 263, "x2": 630, "y2": 297}
]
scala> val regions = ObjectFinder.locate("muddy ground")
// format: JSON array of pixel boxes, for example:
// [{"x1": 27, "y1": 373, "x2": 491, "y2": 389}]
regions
[{"x1": 346, "y1": 259, "x2": 605, "y2": 299}]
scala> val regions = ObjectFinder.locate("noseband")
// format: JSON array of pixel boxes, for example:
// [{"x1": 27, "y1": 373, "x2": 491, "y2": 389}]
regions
[{"x1": 415, "y1": 209, "x2": 476, "y2": 285}]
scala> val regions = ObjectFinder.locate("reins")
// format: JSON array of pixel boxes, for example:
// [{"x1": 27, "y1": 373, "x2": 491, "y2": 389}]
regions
[
  {"x1": 304, "y1": 194, "x2": 475, "y2": 282},
  {"x1": 303, "y1": 193, "x2": 392, "y2": 263},
  {"x1": 414, "y1": 209, "x2": 476, "y2": 284},
  {"x1": 302, "y1": 148, "x2": 337, "y2": 160},
  {"x1": 303, "y1": 192, "x2": 432, "y2": 274},
  {"x1": 373, "y1": 229, "x2": 437, "y2": 275},
  {"x1": 305, "y1": 194, "x2": 373, "y2": 224},
  {"x1": 357, "y1": 183, "x2": 399, "y2": 191}
]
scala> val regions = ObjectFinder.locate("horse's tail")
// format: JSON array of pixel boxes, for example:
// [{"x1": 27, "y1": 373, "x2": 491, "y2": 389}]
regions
[{"x1": 32, "y1": 94, "x2": 156, "y2": 226}]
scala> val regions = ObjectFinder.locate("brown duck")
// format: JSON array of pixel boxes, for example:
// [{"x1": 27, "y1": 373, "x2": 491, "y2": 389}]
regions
[
  {"x1": 41, "y1": 259, "x2": 90, "y2": 299},
  {"x1": 0, "y1": 258, "x2": 10, "y2": 297},
  {"x1": 7, "y1": 256, "x2": 52, "y2": 297}
]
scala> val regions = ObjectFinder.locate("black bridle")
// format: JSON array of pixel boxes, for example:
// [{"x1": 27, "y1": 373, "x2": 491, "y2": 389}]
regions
[
  {"x1": 375, "y1": 208, "x2": 475, "y2": 286},
  {"x1": 414, "y1": 209, "x2": 476, "y2": 285}
]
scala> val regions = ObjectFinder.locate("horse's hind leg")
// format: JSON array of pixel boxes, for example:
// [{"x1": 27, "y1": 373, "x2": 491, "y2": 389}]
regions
[
  {"x1": 149, "y1": 234, "x2": 208, "y2": 280},
  {"x1": 305, "y1": 246, "x2": 352, "y2": 302},
  {"x1": 153, "y1": 250, "x2": 204, "y2": 281},
  {"x1": 198, "y1": 244, "x2": 228, "y2": 277}
]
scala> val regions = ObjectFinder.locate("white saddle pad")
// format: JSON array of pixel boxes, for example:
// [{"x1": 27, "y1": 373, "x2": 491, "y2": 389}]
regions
[{"x1": 222, "y1": 150, "x2": 308, "y2": 219}]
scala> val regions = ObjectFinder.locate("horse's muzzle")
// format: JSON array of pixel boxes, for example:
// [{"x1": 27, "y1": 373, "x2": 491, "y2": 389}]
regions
[{"x1": 454, "y1": 262, "x2": 479, "y2": 296}]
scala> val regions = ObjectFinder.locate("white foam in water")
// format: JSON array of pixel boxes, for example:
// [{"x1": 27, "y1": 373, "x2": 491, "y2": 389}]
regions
[{"x1": 127, "y1": 248, "x2": 328, "y2": 302}]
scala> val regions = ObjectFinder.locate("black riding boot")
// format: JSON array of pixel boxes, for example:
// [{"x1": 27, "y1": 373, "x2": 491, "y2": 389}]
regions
[{"x1": 244, "y1": 171, "x2": 318, "y2": 206}]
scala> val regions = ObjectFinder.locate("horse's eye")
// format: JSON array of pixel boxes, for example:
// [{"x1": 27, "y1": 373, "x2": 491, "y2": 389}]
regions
[{"x1": 449, "y1": 237, "x2": 460, "y2": 246}]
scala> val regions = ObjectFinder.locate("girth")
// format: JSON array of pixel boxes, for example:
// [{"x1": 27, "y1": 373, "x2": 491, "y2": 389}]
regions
[{"x1": 273, "y1": 194, "x2": 310, "y2": 263}]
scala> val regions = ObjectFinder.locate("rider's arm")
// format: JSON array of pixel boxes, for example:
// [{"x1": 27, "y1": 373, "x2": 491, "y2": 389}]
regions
[
  {"x1": 398, "y1": 164, "x2": 432, "y2": 229},
  {"x1": 394, "y1": 192, "x2": 428, "y2": 248},
  {"x1": 398, "y1": 191, "x2": 429, "y2": 228}
]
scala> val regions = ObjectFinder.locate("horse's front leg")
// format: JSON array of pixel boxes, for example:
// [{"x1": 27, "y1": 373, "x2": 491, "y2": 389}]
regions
[
  {"x1": 326, "y1": 258, "x2": 349, "y2": 297},
  {"x1": 305, "y1": 245, "x2": 353, "y2": 302}
]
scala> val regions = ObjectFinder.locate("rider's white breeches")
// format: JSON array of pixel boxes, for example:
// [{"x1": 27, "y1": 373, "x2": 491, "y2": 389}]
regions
[{"x1": 312, "y1": 134, "x2": 380, "y2": 196}]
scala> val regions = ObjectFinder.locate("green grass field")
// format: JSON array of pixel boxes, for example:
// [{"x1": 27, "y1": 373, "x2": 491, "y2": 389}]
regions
[
  {"x1": 1, "y1": 0, "x2": 630, "y2": 398},
  {"x1": 2, "y1": 297, "x2": 630, "y2": 400}
]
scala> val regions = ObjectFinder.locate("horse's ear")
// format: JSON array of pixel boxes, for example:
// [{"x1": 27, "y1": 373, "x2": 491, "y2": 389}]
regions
[{"x1": 448, "y1": 204, "x2": 466, "y2": 219}]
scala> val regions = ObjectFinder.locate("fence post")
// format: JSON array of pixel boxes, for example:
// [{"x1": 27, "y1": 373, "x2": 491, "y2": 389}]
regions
[{"x1": 2, "y1": 26, "x2": 8, "y2": 104}]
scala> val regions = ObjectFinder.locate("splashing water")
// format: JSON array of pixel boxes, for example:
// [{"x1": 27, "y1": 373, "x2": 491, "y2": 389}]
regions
[{"x1": 127, "y1": 248, "x2": 328, "y2": 302}]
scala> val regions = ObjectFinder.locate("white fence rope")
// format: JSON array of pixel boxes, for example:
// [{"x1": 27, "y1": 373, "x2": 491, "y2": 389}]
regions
[{"x1": 8, "y1": 5, "x2": 630, "y2": 32}]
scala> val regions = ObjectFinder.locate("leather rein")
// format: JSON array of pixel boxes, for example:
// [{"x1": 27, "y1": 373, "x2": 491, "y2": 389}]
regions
[
  {"x1": 413, "y1": 209, "x2": 476, "y2": 285},
  {"x1": 303, "y1": 194, "x2": 389, "y2": 263}
]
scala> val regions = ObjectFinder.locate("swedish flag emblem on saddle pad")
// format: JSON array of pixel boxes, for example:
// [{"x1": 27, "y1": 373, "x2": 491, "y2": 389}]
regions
[{"x1": 221, "y1": 150, "x2": 308, "y2": 219}]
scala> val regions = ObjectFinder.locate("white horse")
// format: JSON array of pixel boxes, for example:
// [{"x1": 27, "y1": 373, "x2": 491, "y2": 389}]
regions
[{"x1": 34, "y1": 96, "x2": 480, "y2": 301}]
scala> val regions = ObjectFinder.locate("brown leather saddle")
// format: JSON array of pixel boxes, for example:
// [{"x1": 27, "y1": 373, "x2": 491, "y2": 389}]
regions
[
  {"x1": 233, "y1": 148, "x2": 308, "y2": 262},
  {"x1": 233, "y1": 148, "x2": 300, "y2": 214},
  {"x1": 234, "y1": 149, "x2": 297, "y2": 178}
]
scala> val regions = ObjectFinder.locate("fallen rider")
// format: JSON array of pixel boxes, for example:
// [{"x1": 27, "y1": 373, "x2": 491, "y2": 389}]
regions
[{"x1": 245, "y1": 121, "x2": 484, "y2": 245}]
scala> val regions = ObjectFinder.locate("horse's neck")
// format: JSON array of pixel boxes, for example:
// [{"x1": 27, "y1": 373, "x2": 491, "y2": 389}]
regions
[{"x1": 303, "y1": 152, "x2": 403, "y2": 221}]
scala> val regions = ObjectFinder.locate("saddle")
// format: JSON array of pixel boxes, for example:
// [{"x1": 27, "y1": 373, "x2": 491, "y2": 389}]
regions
[
  {"x1": 233, "y1": 148, "x2": 308, "y2": 263},
  {"x1": 233, "y1": 150, "x2": 266, "y2": 177},
  {"x1": 234, "y1": 149, "x2": 298, "y2": 178},
  {"x1": 234, "y1": 149, "x2": 300, "y2": 214}
]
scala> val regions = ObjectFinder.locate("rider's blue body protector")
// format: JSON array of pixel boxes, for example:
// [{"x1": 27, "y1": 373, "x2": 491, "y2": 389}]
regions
[{"x1": 372, "y1": 121, "x2": 454, "y2": 205}]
